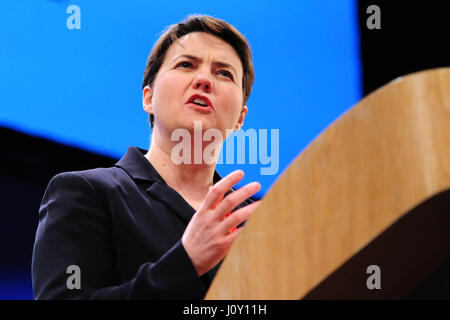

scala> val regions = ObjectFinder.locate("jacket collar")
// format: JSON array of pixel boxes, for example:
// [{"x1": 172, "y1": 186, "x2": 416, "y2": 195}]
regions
[
  {"x1": 115, "y1": 146, "x2": 249, "y2": 284},
  {"x1": 115, "y1": 146, "x2": 162, "y2": 182},
  {"x1": 115, "y1": 146, "x2": 224, "y2": 184},
  {"x1": 115, "y1": 146, "x2": 226, "y2": 223}
]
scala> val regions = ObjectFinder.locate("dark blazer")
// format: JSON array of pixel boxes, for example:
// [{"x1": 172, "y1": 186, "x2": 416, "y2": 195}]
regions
[{"x1": 32, "y1": 146, "x2": 253, "y2": 299}]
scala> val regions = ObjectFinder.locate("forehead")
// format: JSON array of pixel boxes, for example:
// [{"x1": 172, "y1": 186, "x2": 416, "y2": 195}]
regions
[{"x1": 164, "y1": 32, "x2": 243, "y2": 73}]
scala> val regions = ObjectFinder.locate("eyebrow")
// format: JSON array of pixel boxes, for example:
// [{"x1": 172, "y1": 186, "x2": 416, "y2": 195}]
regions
[{"x1": 171, "y1": 54, "x2": 238, "y2": 76}]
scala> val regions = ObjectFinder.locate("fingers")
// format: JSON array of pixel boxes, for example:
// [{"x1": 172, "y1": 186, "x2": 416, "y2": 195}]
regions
[
  {"x1": 213, "y1": 181, "x2": 261, "y2": 221},
  {"x1": 219, "y1": 201, "x2": 261, "y2": 235},
  {"x1": 223, "y1": 227, "x2": 242, "y2": 249},
  {"x1": 199, "y1": 170, "x2": 244, "y2": 211},
  {"x1": 182, "y1": 169, "x2": 261, "y2": 276}
]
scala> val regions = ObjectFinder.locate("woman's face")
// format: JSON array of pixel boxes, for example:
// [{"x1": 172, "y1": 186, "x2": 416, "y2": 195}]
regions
[{"x1": 143, "y1": 32, "x2": 247, "y2": 139}]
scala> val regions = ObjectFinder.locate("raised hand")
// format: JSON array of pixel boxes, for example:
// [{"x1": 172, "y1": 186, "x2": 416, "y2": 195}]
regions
[{"x1": 181, "y1": 170, "x2": 261, "y2": 276}]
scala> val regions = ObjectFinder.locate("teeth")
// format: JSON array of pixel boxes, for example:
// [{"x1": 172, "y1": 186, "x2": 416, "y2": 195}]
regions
[{"x1": 193, "y1": 98, "x2": 208, "y2": 106}]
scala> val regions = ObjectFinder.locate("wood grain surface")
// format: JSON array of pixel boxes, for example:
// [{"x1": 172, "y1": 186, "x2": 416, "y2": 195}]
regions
[{"x1": 205, "y1": 68, "x2": 450, "y2": 299}]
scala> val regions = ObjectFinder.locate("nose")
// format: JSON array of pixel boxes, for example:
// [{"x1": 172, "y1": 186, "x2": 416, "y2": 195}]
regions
[{"x1": 192, "y1": 73, "x2": 212, "y2": 93}]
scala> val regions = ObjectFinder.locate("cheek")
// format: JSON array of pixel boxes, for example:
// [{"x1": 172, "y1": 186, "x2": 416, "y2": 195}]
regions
[
  {"x1": 220, "y1": 85, "x2": 244, "y2": 119},
  {"x1": 153, "y1": 73, "x2": 186, "y2": 111}
]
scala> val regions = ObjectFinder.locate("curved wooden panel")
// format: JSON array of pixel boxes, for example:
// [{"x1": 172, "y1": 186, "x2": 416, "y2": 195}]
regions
[{"x1": 206, "y1": 68, "x2": 450, "y2": 299}]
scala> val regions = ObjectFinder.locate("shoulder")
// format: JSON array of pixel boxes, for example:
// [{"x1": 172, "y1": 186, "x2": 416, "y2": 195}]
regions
[
  {"x1": 42, "y1": 167, "x2": 129, "y2": 209},
  {"x1": 48, "y1": 166, "x2": 127, "y2": 192},
  {"x1": 43, "y1": 165, "x2": 143, "y2": 211}
]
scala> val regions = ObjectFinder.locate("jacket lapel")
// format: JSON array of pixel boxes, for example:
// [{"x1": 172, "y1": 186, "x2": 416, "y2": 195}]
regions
[
  {"x1": 146, "y1": 180, "x2": 196, "y2": 224},
  {"x1": 115, "y1": 146, "x2": 245, "y2": 224},
  {"x1": 116, "y1": 146, "x2": 254, "y2": 286}
]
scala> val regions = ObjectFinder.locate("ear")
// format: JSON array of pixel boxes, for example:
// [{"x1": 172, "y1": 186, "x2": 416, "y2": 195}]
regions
[
  {"x1": 142, "y1": 85, "x2": 154, "y2": 115},
  {"x1": 234, "y1": 105, "x2": 248, "y2": 131}
]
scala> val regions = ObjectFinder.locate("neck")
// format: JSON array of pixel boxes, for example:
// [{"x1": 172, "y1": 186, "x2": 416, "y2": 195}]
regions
[{"x1": 145, "y1": 127, "x2": 221, "y2": 202}]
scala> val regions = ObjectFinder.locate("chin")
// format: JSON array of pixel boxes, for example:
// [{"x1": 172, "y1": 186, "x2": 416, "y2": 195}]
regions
[{"x1": 180, "y1": 118, "x2": 215, "y2": 132}]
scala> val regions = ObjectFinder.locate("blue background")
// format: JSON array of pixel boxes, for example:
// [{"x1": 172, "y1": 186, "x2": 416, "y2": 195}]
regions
[{"x1": 0, "y1": 0, "x2": 361, "y2": 299}]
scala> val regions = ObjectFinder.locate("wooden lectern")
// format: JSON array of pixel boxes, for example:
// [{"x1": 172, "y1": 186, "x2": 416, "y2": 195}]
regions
[{"x1": 206, "y1": 68, "x2": 450, "y2": 299}]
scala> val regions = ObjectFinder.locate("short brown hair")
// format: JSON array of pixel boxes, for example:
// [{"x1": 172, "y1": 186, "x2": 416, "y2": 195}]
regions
[{"x1": 142, "y1": 15, "x2": 254, "y2": 128}]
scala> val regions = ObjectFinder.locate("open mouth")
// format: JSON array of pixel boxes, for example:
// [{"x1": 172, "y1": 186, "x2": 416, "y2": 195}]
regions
[
  {"x1": 192, "y1": 98, "x2": 209, "y2": 107},
  {"x1": 187, "y1": 95, "x2": 213, "y2": 109}
]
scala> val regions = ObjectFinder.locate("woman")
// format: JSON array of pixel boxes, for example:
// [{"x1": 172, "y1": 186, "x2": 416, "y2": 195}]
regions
[{"x1": 32, "y1": 15, "x2": 260, "y2": 299}]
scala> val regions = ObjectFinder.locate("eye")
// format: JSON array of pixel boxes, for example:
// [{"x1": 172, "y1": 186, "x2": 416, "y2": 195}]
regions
[
  {"x1": 176, "y1": 61, "x2": 194, "y2": 69},
  {"x1": 217, "y1": 70, "x2": 234, "y2": 80}
]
